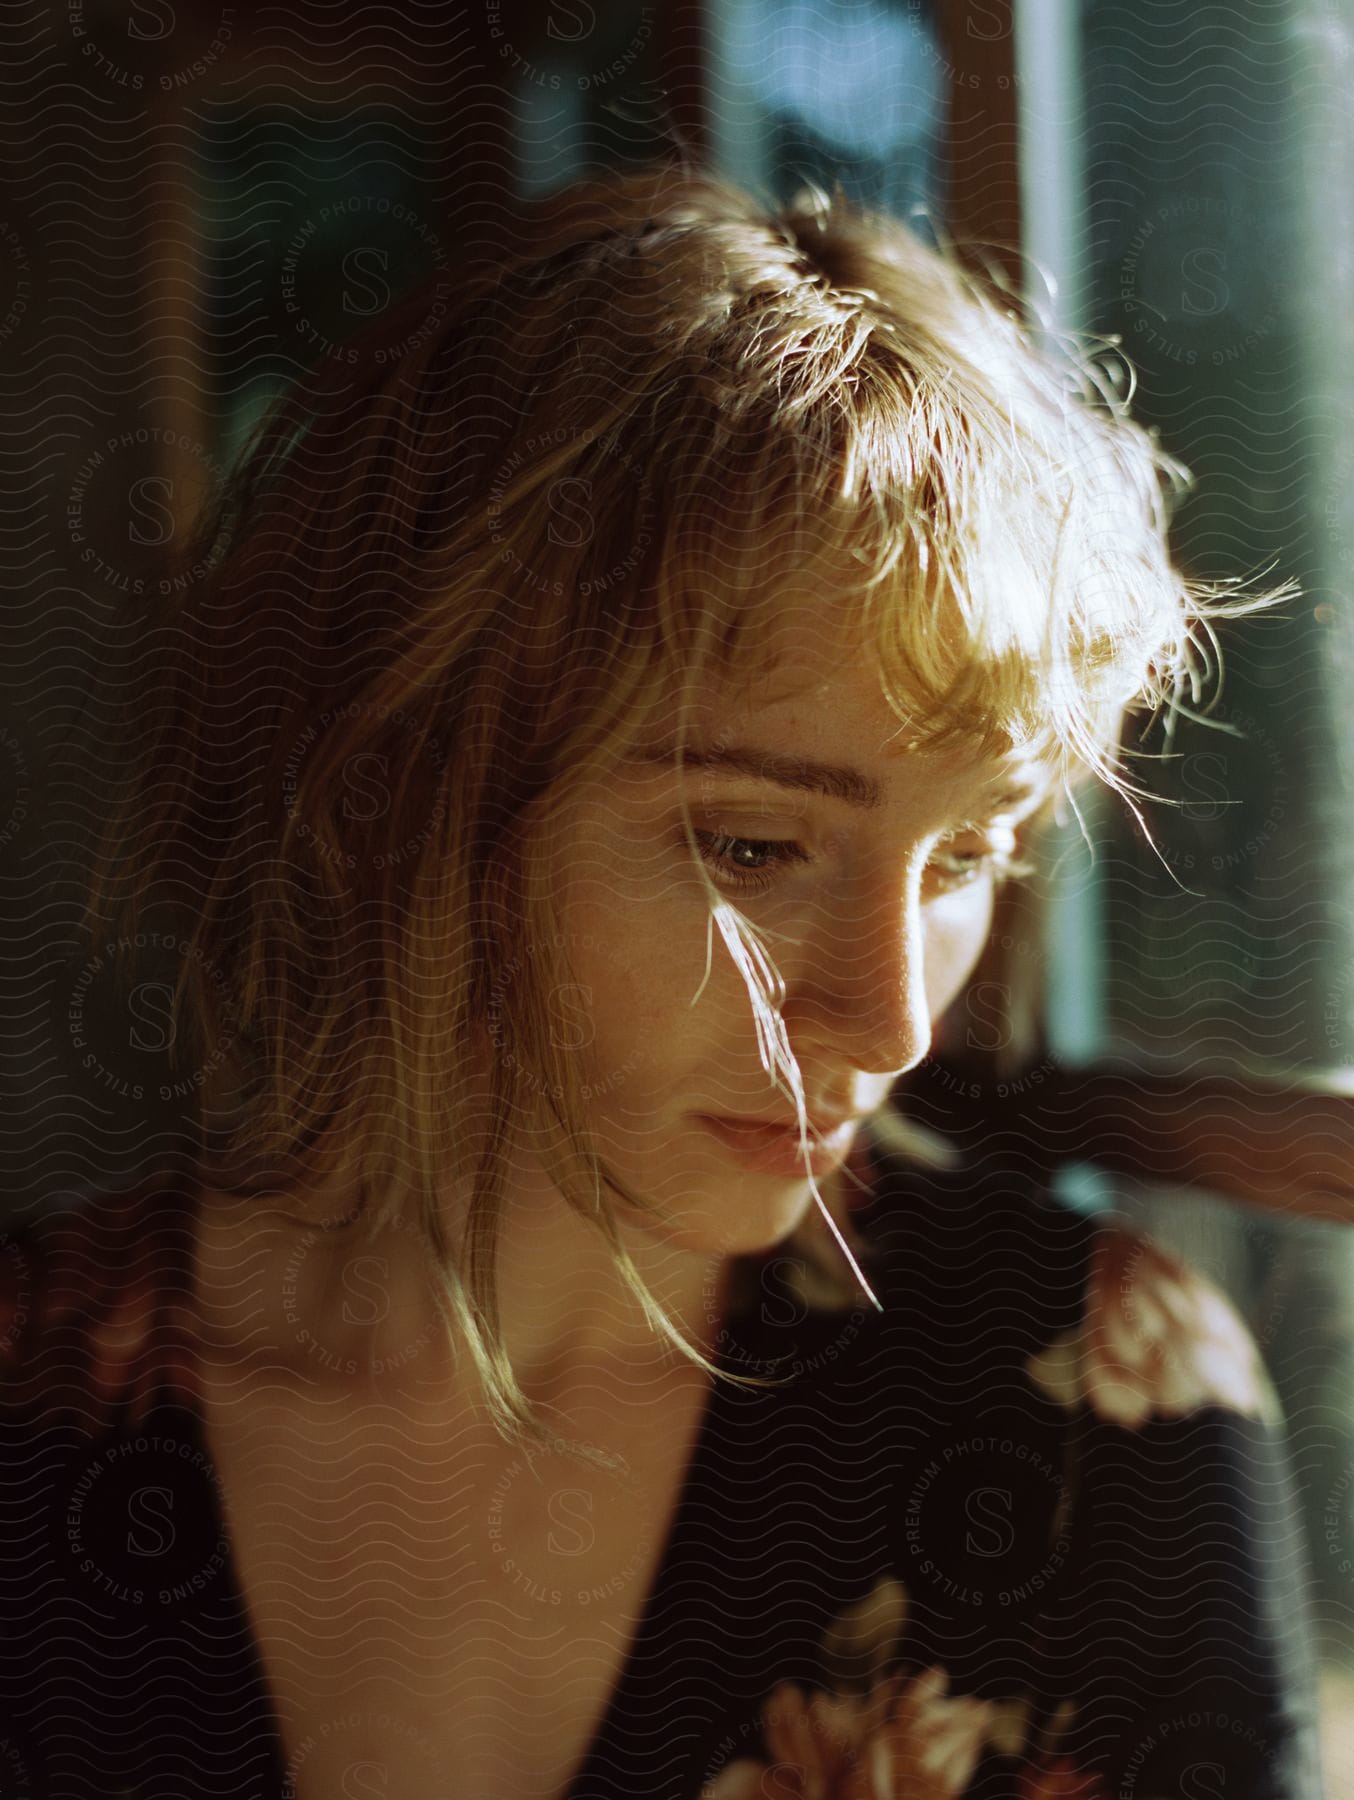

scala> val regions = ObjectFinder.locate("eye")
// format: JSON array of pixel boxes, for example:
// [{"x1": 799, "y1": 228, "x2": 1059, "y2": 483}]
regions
[
  {"x1": 926, "y1": 836, "x2": 1036, "y2": 893},
  {"x1": 929, "y1": 824, "x2": 1037, "y2": 892},
  {"x1": 691, "y1": 831, "x2": 811, "y2": 895},
  {"x1": 690, "y1": 828, "x2": 1035, "y2": 896}
]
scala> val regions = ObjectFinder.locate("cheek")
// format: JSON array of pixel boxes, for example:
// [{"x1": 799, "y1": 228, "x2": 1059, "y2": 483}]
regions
[
  {"x1": 552, "y1": 801, "x2": 730, "y2": 1069},
  {"x1": 923, "y1": 882, "x2": 997, "y2": 1020},
  {"x1": 558, "y1": 904, "x2": 704, "y2": 1085}
]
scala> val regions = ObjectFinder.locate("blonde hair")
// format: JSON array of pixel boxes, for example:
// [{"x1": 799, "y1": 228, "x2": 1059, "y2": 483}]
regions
[{"x1": 79, "y1": 160, "x2": 1293, "y2": 1467}]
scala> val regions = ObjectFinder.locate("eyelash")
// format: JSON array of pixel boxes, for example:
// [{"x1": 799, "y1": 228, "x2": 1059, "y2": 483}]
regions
[{"x1": 691, "y1": 829, "x2": 1036, "y2": 896}]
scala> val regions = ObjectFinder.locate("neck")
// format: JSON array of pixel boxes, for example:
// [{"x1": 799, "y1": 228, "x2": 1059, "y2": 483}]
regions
[{"x1": 189, "y1": 1136, "x2": 740, "y2": 1424}]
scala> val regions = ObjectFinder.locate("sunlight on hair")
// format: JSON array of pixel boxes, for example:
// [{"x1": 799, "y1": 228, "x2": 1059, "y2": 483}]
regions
[{"x1": 74, "y1": 157, "x2": 1298, "y2": 1458}]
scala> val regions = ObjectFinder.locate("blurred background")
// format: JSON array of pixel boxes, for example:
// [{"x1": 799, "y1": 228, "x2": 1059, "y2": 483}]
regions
[{"x1": 1, "y1": 0, "x2": 1352, "y2": 1782}]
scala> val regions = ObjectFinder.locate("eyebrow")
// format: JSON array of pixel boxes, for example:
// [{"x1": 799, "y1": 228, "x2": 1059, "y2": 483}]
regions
[{"x1": 633, "y1": 741, "x2": 1054, "y2": 819}]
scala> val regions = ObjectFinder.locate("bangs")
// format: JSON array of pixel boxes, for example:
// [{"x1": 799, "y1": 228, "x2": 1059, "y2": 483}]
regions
[{"x1": 633, "y1": 275, "x2": 1211, "y2": 804}]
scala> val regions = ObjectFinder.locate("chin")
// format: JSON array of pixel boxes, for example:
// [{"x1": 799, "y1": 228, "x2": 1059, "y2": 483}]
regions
[
  {"x1": 620, "y1": 1168, "x2": 823, "y2": 1262},
  {"x1": 588, "y1": 1110, "x2": 859, "y2": 1260}
]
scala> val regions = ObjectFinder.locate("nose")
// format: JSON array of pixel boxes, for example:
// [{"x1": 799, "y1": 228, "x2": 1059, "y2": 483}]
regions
[{"x1": 783, "y1": 860, "x2": 933, "y2": 1077}]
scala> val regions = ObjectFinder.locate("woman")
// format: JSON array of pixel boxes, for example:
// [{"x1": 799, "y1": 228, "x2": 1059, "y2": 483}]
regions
[{"x1": 0, "y1": 164, "x2": 1324, "y2": 1797}]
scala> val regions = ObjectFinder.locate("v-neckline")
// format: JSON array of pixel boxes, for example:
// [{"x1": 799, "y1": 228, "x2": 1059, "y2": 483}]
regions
[
  {"x1": 565, "y1": 1135, "x2": 895, "y2": 1795},
  {"x1": 191, "y1": 1345, "x2": 732, "y2": 1800},
  {"x1": 176, "y1": 1145, "x2": 891, "y2": 1800},
  {"x1": 179, "y1": 1171, "x2": 743, "y2": 1800},
  {"x1": 558, "y1": 1341, "x2": 731, "y2": 1797}
]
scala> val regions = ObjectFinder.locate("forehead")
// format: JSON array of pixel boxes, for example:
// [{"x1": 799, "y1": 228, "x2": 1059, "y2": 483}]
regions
[
  {"x1": 638, "y1": 638, "x2": 1053, "y2": 813},
  {"x1": 675, "y1": 611, "x2": 972, "y2": 756},
  {"x1": 704, "y1": 577, "x2": 981, "y2": 715}
]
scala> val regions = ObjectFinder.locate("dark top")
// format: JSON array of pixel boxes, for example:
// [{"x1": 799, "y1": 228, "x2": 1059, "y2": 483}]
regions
[{"x1": 0, "y1": 1130, "x2": 1327, "y2": 1799}]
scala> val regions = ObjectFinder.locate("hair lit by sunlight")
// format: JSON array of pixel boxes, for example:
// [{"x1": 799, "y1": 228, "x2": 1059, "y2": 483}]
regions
[{"x1": 80, "y1": 160, "x2": 1296, "y2": 1465}]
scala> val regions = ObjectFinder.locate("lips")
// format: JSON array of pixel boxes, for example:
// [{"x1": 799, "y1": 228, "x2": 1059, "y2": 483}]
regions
[
  {"x1": 706, "y1": 1113, "x2": 859, "y2": 1137},
  {"x1": 694, "y1": 1112, "x2": 860, "y2": 1175}
]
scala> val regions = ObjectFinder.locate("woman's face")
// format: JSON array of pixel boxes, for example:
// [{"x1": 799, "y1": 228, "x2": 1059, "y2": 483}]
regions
[{"x1": 543, "y1": 605, "x2": 1054, "y2": 1260}]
